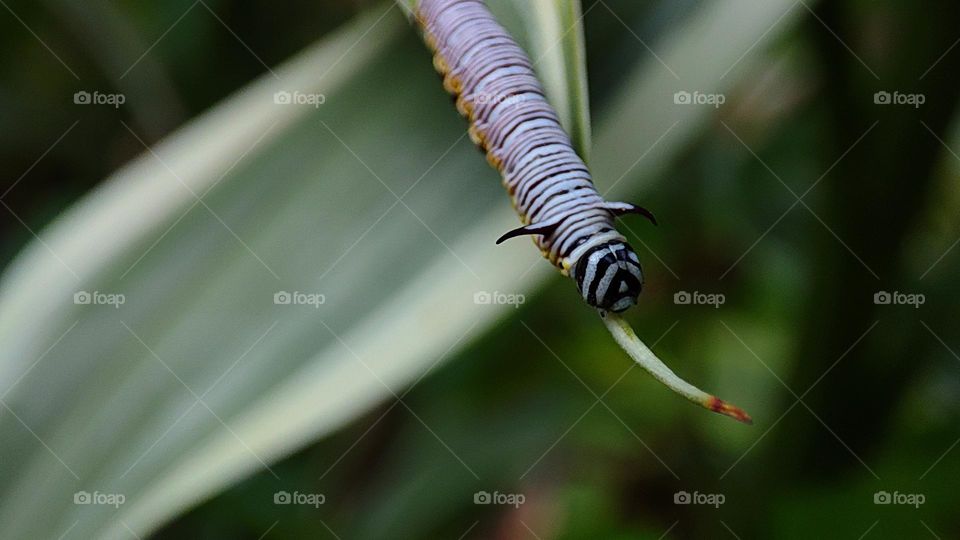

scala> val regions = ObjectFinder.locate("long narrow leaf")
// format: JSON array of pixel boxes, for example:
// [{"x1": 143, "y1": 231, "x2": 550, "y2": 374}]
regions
[{"x1": 0, "y1": 1, "x2": 803, "y2": 538}]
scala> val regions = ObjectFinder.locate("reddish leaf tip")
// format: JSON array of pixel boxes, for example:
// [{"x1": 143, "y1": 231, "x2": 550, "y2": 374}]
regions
[{"x1": 707, "y1": 396, "x2": 753, "y2": 425}]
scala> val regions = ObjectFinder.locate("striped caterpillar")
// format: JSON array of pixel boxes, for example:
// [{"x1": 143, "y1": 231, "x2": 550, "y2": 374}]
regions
[{"x1": 413, "y1": 0, "x2": 751, "y2": 424}]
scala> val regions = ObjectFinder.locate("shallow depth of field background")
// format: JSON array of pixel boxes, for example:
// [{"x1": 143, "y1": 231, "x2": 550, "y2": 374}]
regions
[{"x1": 1, "y1": 0, "x2": 959, "y2": 538}]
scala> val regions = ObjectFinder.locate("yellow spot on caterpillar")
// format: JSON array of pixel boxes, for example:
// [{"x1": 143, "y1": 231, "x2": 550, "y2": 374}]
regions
[
  {"x1": 456, "y1": 95, "x2": 472, "y2": 117},
  {"x1": 468, "y1": 124, "x2": 484, "y2": 146},
  {"x1": 443, "y1": 74, "x2": 462, "y2": 95},
  {"x1": 423, "y1": 31, "x2": 436, "y2": 51},
  {"x1": 432, "y1": 54, "x2": 448, "y2": 75},
  {"x1": 486, "y1": 151, "x2": 502, "y2": 170}
]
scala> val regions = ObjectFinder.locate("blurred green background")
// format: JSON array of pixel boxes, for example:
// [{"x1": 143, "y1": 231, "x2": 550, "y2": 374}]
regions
[{"x1": 1, "y1": 0, "x2": 959, "y2": 538}]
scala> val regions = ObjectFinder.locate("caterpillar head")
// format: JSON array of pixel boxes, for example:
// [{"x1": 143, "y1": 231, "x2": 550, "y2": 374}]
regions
[{"x1": 573, "y1": 241, "x2": 644, "y2": 313}]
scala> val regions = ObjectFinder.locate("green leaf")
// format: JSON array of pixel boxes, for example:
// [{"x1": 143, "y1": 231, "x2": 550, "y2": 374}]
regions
[{"x1": 0, "y1": 0, "x2": 803, "y2": 538}]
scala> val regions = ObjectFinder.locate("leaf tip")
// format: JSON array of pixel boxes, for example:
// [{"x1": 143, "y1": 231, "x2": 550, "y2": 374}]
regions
[{"x1": 706, "y1": 396, "x2": 753, "y2": 425}]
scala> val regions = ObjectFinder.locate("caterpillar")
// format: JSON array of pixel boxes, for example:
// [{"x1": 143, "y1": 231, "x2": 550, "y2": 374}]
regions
[
  {"x1": 417, "y1": 0, "x2": 655, "y2": 313},
  {"x1": 412, "y1": 0, "x2": 752, "y2": 424}
]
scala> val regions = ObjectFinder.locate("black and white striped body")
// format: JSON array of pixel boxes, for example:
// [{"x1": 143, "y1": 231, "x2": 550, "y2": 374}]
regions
[{"x1": 417, "y1": 0, "x2": 653, "y2": 312}]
